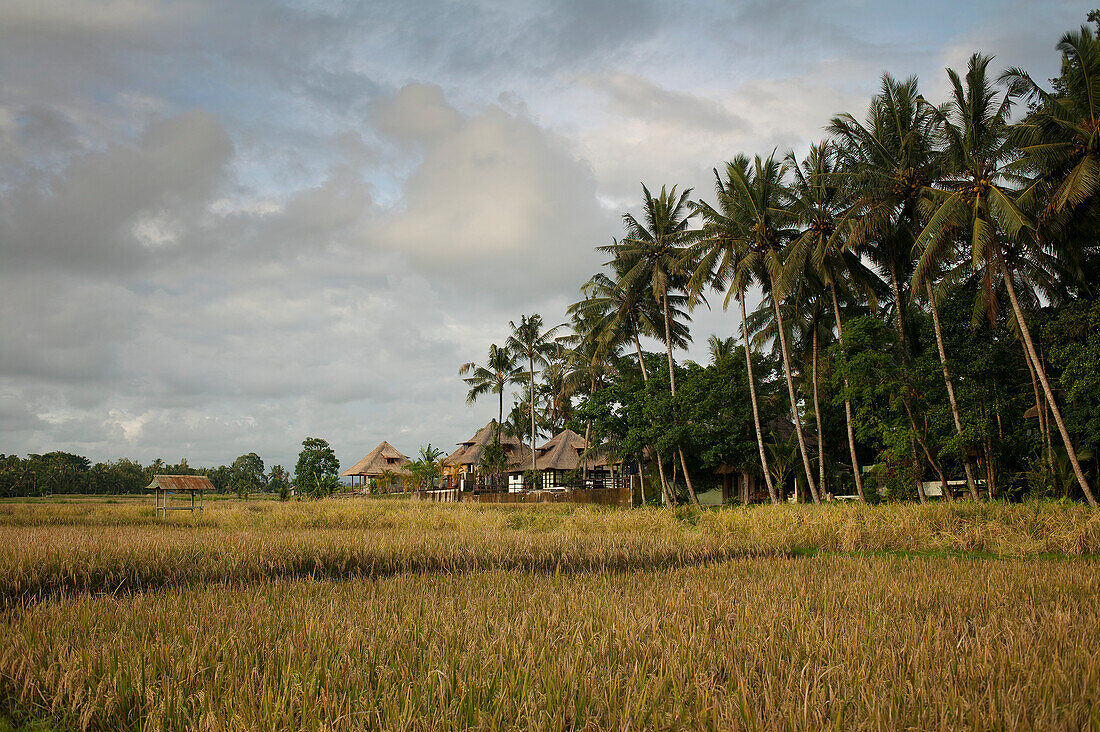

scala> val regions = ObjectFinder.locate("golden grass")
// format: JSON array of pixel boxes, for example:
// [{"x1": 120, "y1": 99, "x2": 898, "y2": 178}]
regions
[{"x1": 2, "y1": 499, "x2": 1099, "y2": 730}]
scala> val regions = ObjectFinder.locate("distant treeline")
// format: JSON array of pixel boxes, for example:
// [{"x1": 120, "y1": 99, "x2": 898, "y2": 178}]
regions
[{"x1": 0, "y1": 451, "x2": 289, "y2": 498}]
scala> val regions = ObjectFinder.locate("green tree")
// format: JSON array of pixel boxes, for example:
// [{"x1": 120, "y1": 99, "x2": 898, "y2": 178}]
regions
[
  {"x1": 506, "y1": 314, "x2": 562, "y2": 473},
  {"x1": 608, "y1": 184, "x2": 704, "y2": 507},
  {"x1": 915, "y1": 53, "x2": 1095, "y2": 505},
  {"x1": 230, "y1": 452, "x2": 265, "y2": 498},
  {"x1": 268, "y1": 464, "x2": 290, "y2": 501},
  {"x1": 459, "y1": 344, "x2": 524, "y2": 440},
  {"x1": 293, "y1": 437, "x2": 339, "y2": 499}
]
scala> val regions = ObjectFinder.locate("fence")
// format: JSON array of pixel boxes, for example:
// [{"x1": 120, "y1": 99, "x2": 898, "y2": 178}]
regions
[{"x1": 413, "y1": 480, "x2": 633, "y2": 508}]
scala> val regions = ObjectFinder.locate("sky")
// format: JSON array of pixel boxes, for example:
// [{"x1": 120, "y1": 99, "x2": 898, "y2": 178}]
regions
[{"x1": 0, "y1": 0, "x2": 1089, "y2": 471}]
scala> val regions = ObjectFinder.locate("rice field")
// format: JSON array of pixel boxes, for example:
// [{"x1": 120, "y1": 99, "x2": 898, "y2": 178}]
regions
[{"x1": 2, "y1": 499, "x2": 1099, "y2": 730}]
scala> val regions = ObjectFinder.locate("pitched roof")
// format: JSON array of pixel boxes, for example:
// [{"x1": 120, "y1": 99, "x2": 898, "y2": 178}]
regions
[
  {"x1": 146, "y1": 475, "x2": 215, "y2": 491},
  {"x1": 444, "y1": 421, "x2": 532, "y2": 469},
  {"x1": 534, "y1": 428, "x2": 597, "y2": 471},
  {"x1": 340, "y1": 441, "x2": 412, "y2": 477}
]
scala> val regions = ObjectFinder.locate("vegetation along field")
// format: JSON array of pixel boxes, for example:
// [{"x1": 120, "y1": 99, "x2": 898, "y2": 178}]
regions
[{"x1": 2, "y1": 498, "x2": 1099, "y2": 731}]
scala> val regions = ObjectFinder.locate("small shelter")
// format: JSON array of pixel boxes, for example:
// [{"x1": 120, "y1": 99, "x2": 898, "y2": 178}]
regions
[
  {"x1": 147, "y1": 475, "x2": 213, "y2": 516},
  {"x1": 443, "y1": 421, "x2": 532, "y2": 492},
  {"x1": 341, "y1": 441, "x2": 412, "y2": 490}
]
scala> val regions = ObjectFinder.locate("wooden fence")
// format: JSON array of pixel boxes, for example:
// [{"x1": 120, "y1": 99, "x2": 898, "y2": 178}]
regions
[{"x1": 412, "y1": 483, "x2": 632, "y2": 508}]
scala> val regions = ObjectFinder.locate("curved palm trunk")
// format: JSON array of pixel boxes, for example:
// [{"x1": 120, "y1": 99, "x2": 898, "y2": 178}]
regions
[
  {"x1": 925, "y1": 280, "x2": 980, "y2": 500},
  {"x1": 740, "y1": 293, "x2": 778, "y2": 503},
  {"x1": 633, "y1": 330, "x2": 674, "y2": 505},
  {"x1": 812, "y1": 328, "x2": 826, "y2": 497},
  {"x1": 828, "y1": 282, "x2": 866, "y2": 502},
  {"x1": 1022, "y1": 344, "x2": 1053, "y2": 471},
  {"x1": 769, "y1": 273, "x2": 820, "y2": 504},
  {"x1": 999, "y1": 251, "x2": 1096, "y2": 506},
  {"x1": 661, "y1": 289, "x2": 702, "y2": 509},
  {"x1": 528, "y1": 356, "x2": 537, "y2": 475}
]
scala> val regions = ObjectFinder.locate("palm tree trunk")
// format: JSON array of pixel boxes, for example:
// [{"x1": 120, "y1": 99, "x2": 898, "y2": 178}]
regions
[
  {"x1": 638, "y1": 457, "x2": 647, "y2": 504},
  {"x1": 662, "y1": 289, "x2": 701, "y2": 508},
  {"x1": 633, "y1": 329, "x2": 674, "y2": 505},
  {"x1": 529, "y1": 356, "x2": 537, "y2": 474},
  {"x1": 828, "y1": 282, "x2": 866, "y2": 502},
  {"x1": 740, "y1": 293, "x2": 778, "y2": 503},
  {"x1": 812, "y1": 328, "x2": 826, "y2": 498},
  {"x1": 1023, "y1": 340, "x2": 1053, "y2": 471},
  {"x1": 769, "y1": 274, "x2": 820, "y2": 504},
  {"x1": 999, "y1": 251, "x2": 1096, "y2": 505},
  {"x1": 925, "y1": 280, "x2": 980, "y2": 500},
  {"x1": 888, "y1": 263, "x2": 930, "y2": 503}
]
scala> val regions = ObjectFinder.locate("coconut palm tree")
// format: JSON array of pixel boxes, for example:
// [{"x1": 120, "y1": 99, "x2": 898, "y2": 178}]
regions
[
  {"x1": 459, "y1": 344, "x2": 525, "y2": 442},
  {"x1": 830, "y1": 74, "x2": 946, "y2": 502},
  {"x1": 690, "y1": 158, "x2": 780, "y2": 504},
  {"x1": 749, "y1": 270, "x2": 835, "y2": 497},
  {"x1": 706, "y1": 335, "x2": 738, "y2": 364},
  {"x1": 1002, "y1": 24, "x2": 1100, "y2": 266},
  {"x1": 915, "y1": 53, "x2": 1096, "y2": 505},
  {"x1": 605, "y1": 184, "x2": 704, "y2": 508},
  {"x1": 714, "y1": 154, "x2": 821, "y2": 503},
  {"x1": 784, "y1": 142, "x2": 880, "y2": 501},
  {"x1": 573, "y1": 257, "x2": 691, "y2": 505},
  {"x1": 506, "y1": 314, "x2": 563, "y2": 474}
]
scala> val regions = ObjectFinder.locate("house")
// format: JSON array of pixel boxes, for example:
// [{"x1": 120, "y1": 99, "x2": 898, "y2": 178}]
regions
[
  {"x1": 341, "y1": 441, "x2": 411, "y2": 491},
  {"x1": 443, "y1": 421, "x2": 532, "y2": 492},
  {"x1": 508, "y1": 428, "x2": 618, "y2": 490}
]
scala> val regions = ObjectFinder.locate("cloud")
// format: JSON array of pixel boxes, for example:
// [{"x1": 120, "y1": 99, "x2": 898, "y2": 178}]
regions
[
  {"x1": 374, "y1": 83, "x2": 614, "y2": 304},
  {"x1": 1, "y1": 110, "x2": 232, "y2": 275}
]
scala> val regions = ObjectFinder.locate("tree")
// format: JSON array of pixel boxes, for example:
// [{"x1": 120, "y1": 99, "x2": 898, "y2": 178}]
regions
[
  {"x1": 573, "y1": 252, "x2": 691, "y2": 504},
  {"x1": 293, "y1": 437, "x2": 340, "y2": 499},
  {"x1": 915, "y1": 53, "x2": 1096, "y2": 505},
  {"x1": 506, "y1": 314, "x2": 562, "y2": 473},
  {"x1": 715, "y1": 154, "x2": 821, "y2": 503},
  {"x1": 230, "y1": 452, "x2": 265, "y2": 498},
  {"x1": 831, "y1": 73, "x2": 946, "y2": 502},
  {"x1": 610, "y1": 184, "x2": 704, "y2": 508},
  {"x1": 784, "y1": 141, "x2": 878, "y2": 501},
  {"x1": 691, "y1": 163, "x2": 779, "y2": 504},
  {"x1": 460, "y1": 344, "x2": 524, "y2": 440},
  {"x1": 268, "y1": 464, "x2": 290, "y2": 501},
  {"x1": 1003, "y1": 22, "x2": 1100, "y2": 287},
  {"x1": 408, "y1": 444, "x2": 445, "y2": 492}
]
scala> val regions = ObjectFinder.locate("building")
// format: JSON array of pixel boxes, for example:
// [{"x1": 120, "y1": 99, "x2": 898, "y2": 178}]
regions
[
  {"x1": 443, "y1": 421, "x2": 532, "y2": 492},
  {"x1": 341, "y1": 441, "x2": 411, "y2": 490},
  {"x1": 509, "y1": 428, "x2": 618, "y2": 490}
]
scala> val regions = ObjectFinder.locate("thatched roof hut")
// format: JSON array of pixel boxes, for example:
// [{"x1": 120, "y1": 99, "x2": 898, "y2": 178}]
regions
[
  {"x1": 444, "y1": 421, "x2": 532, "y2": 471},
  {"x1": 341, "y1": 441, "x2": 411, "y2": 482},
  {"x1": 533, "y1": 428, "x2": 609, "y2": 472}
]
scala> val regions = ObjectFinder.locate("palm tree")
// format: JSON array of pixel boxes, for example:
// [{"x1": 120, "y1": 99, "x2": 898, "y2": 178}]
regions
[
  {"x1": 706, "y1": 335, "x2": 738, "y2": 364},
  {"x1": 459, "y1": 344, "x2": 524, "y2": 440},
  {"x1": 1003, "y1": 24, "x2": 1100, "y2": 265},
  {"x1": 564, "y1": 306, "x2": 621, "y2": 480},
  {"x1": 830, "y1": 74, "x2": 946, "y2": 502},
  {"x1": 714, "y1": 154, "x2": 821, "y2": 504},
  {"x1": 691, "y1": 159, "x2": 779, "y2": 504},
  {"x1": 608, "y1": 184, "x2": 704, "y2": 508},
  {"x1": 915, "y1": 53, "x2": 1096, "y2": 505},
  {"x1": 506, "y1": 314, "x2": 562, "y2": 473},
  {"x1": 784, "y1": 142, "x2": 878, "y2": 501},
  {"x1": 573, "y1": 256, "x2": 691, "y2": 505}
]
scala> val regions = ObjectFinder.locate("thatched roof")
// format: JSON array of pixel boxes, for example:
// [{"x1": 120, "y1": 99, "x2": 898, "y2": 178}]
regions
[
  {"x1": 146, "y1": 475, "x2": 215, "y2": 491},
  {"x1": 341, "y1": 441, "x2": 411, "y2": 477},
  {"x1": 532, "y1": 428, "x2": 611, "y2": 471},
  {"x1": 444, "y1": 421, "x2": 532, "y2": 470}
]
